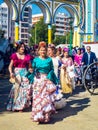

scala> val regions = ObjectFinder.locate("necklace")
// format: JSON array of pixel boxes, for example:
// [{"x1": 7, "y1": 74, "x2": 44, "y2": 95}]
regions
[{"x1": 16, "y1": 52, "x2": 25, "y2": 60}]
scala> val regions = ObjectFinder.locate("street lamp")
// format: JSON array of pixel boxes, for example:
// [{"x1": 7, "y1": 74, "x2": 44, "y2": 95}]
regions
[
  {"x1": 69, "y1": 19, "x2": 73, "y2": 50},
  {"x1": 35, "y1": 24, "x2": 36, "y2": 44},
  {"x1": 15, "y1": 0, "x2": 22, "y2": 41},
  {"x1": 32, "y1": 24, "x2": 37, "y2": 44}
]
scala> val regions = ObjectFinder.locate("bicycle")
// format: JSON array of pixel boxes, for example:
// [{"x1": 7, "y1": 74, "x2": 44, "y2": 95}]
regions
[{"x1": 83, "y1": 62, "x2": 98, "y2": 95}]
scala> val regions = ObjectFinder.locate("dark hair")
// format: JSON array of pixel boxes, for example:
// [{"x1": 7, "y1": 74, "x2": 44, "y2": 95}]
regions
[
  {"x1": 56, "y1": 47, "x2": 62, "y2": 54},
  {"x1": 15, "y1": 41, "x2": 26, "y2": 53},
  {"x1": 48, "y1": 45, "x2": 56, "y2": 54},
  {"x1": 77, "y1": 48, "x2": 81, "y2": 51}
]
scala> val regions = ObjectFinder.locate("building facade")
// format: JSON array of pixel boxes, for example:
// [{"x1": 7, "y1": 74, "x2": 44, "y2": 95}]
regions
[
  {"x1": 55, "y1": 13, "x2": 73, "y2": 36},
  {"x1": 2, "y1": 0, "x2": 98, "y2": 46},
  {"x1": 19, "y1": 6, "x2": 32, "y2": 44},
  {"x1": 32, "y1": 13, "x2": 43, "y2": 25},
  {"x1": 0, "y1": 3, "x2": 8, "y2": 39},
  {"x1": 0, "y1": 2, "x2": 32, "y2": 44}
]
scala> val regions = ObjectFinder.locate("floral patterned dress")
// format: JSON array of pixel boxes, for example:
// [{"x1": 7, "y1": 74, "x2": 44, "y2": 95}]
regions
[
  {"x1": 27, "y1": 57, "x2": 57, "y2": 122},
  {"x1": 7, "y1": 53, "x2": 32, "y2": 111},
  {"x1": 60, "y1": 57, "x2": 75, "y2": 93}
]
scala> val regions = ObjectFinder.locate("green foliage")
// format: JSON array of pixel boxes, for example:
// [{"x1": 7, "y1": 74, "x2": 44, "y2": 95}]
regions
[
  {"x1": 66, "y1": 32, "x2": 71, "y2": 44},
  {"x1": 29, "y1": 17, "x2": 73, "y2": 47},
  {"x1": 29, "y1": 18, "x2": 56, "y2": 46},
  {"x1": 29, "y1": 18, "x2": 48, "y2": 46},
  {"x1": 53, "y1": 35, "x2": 66, "y2": 45},
  {"x1": 53, "y1": 32, "x2": 71, "y2": 46}
]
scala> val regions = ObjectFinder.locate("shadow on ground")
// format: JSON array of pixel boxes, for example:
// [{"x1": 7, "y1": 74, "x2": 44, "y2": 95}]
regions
[
  {"x1": 0, "y1": 74, "x2": 11, "y2": 114},
  {"x1": 0, "y1": 75, "x2": 90, "y2": 124},
  {"x1": 48, "y1": 86, "x2": 90, "y2": 124},
  {"x1": 48, "y1": 97, "x2": 90, "y2": 124}
]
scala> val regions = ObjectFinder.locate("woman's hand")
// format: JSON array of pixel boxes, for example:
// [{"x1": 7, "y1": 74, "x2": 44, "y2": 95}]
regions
[
  {"x1": 28, "y1": 68, "x2": 33, "y2": 73},
  {"x1": 46, "y1": 79, "x2": 52, "y2": 84},
  {"x1": 10, "y1": 73, "x2": 15, "y2": 78},
  {"x1": 74, "y1": 62, "x2": 78, "y2": 66},
  {"x1": 61, "y1": 64, "x2": 66, "y2": 70}
]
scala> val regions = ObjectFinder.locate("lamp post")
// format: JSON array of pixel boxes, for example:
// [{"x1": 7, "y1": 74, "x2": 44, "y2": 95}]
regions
[
  {"x1": 15, "y1": 0, "x2": 21, "y2": 41},
  {"x1": 35, "y1": 24, "x2": 36, "y2": 44},
  {"x1": 69, "y1": 20, "x2": 73, "y2": 50},
  {"x1": 48, "y1": 0, "x2": 54, "y2": 44},
  {"x1": 70, "y1": 29, "x2": 72, "y2": 49},
  {"x1": 48, "y1": 24, "x2": 52, "y2": 44}
]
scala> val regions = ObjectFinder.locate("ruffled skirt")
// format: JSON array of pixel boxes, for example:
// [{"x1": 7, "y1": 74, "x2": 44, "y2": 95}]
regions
[
  {"x1": 31, "y1": 74, "x2": 56, "y2": 122},
  {"x1": 7, "y1": 68, "x2": 32, "y2": 111}
]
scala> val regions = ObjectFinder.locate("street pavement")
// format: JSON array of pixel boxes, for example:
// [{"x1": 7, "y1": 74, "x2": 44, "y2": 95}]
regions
[{"x1": 0, "y1": 74, "x2": 98, "y2": 130}]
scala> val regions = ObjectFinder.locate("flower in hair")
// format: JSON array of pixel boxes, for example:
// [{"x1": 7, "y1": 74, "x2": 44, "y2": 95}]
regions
[
  {"x1": 33, "y1": 44, "x2": 38, "y2": 49},
  {"x1": 63, "y1": 47, "x2": 69, "y2": 52},
  {"x1": 39, "y1": 41, "x2": 46, "y2": 47},
  {"x1": 14, "y1": 40, "x2": 23, "y2": 47}
]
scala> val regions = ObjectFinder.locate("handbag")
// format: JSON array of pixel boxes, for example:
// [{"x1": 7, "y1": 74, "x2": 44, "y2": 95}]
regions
[
  {"x1": 9, "y1": 77, "x2": 16, "y2": 84},
  {"x1": 9, "y1": 75, "x2": 21, "y2": 85}
]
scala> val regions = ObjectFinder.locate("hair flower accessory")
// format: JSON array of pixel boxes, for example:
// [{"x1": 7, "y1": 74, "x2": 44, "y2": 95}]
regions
[
  {"x1": 39, "y1": 41, "x2": 46, "y2": 47},
  {"x1": 14, "y1": 40, "x2": 24, "y2": 47},
  {"x1": 63, "y1": 47, "x2": 69, "y2": 52}
]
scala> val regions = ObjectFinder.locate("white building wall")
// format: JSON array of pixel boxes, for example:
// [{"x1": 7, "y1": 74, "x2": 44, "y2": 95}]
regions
[
  {"x1": 19, "y1": 5, "x2": 32, "y2": 44},
  {"x1": 55, "y1": 13, "x2": 73, "y2": 36},
  {"x1": 0, "y1": 3, "x2": 8, "y2": 39}
]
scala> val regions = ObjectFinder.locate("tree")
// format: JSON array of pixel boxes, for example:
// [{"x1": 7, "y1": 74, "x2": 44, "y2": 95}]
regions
[
  {"x1": 53, "y1": 32, "x2": 71, "y2": 46},
  {"x1": 29, "y1": 18, "x2": 48, "y2": 46},
  {"x1": 65, "y1": 32, "x2": 70, "y2": 45},
  {"x1": 51, "y1": 25, "x2": 56, "y2": 42},
  {"x1": 29, "y1": 18, "x2": 56, "y2": 46},
  {"x1": 53, "y1": 35, "x2": 65, "y2": 45}
]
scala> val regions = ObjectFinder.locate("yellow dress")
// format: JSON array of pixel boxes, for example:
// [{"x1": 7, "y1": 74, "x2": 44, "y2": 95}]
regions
[{"x1": 60, "y1": 68, "x2": 72, "y2": 94}]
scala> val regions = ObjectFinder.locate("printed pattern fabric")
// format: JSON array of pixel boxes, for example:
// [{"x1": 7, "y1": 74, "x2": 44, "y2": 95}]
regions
[
  {"x1": 7, "y1": 68, "x2": 32, "y2": 111},
  {"x1": 31, "y1": 74, "x2": 56, "y2": 122}
]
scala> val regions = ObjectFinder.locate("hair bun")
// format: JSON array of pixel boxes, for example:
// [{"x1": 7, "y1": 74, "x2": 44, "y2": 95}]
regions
[{"x1": 39, "y1": 41, "x2": 46, "y2": 47}]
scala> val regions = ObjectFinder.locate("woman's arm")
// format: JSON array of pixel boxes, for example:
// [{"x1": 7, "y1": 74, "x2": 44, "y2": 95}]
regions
[
  {"x1": 8, "y1": 60, "x2": 14, "y2": 78},
  {"x1": 28, "y1": 62, "x2": 33, "y2": 73}
]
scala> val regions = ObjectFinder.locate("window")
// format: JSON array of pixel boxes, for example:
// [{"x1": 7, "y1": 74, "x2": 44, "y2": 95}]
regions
[
  {"x1": 24, "y1": 18, "x2": 28, "y2": 22},
  {"x1": 25, "y1": 8, "x2": 29, "y2": 12},
  {"x1": 24, "y1": 13, "x2": 28, "y2": 17},
  {"x1": 21, "y1": 23, "x2": 29, "y2": 27}
]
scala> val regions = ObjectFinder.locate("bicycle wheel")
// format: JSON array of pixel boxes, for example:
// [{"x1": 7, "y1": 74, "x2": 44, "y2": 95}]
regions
[{"x1": 83, "y1": 62, "x2": 98, "y2": 95}]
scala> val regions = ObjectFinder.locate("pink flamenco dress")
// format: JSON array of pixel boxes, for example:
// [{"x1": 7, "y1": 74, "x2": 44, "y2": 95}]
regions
[
  {"x1": 74, "y1": 54, "x2": 83, "y2": 83},
  {"x1": 7, "y1": 53, "x2": 32, "y2": 111}
]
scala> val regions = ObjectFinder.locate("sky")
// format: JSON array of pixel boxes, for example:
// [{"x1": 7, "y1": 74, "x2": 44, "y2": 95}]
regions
[
  {"x1": 0, "y1": 0, "x2": 4, "y2": 4},
  {"x1": 32, "y1": 4, "x2": 70, "y2": 16},
  {"x1": 32, "y1": 4, "x2": 42, "y2": 14}
]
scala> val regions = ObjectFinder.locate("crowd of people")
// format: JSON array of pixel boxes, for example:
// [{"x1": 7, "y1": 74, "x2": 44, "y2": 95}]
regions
[{"x1": 6, "y1": 41, "x2": 97, "y2": 123}]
